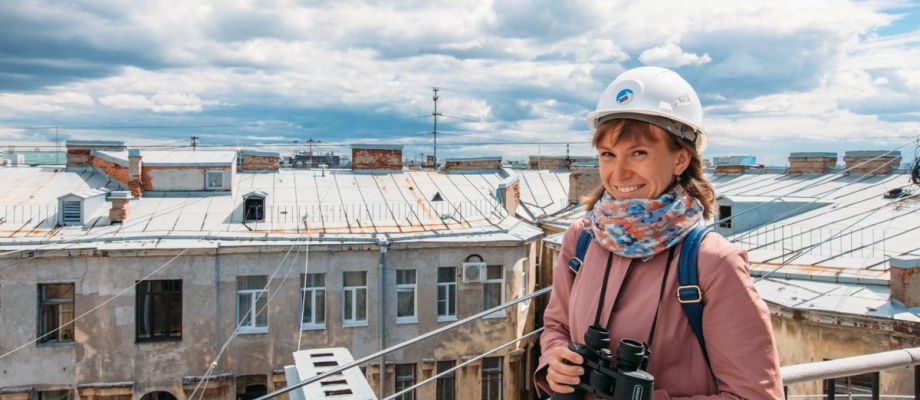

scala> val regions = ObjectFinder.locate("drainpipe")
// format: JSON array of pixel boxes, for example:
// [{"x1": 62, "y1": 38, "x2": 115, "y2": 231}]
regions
[{"x1": 377, "y1": 238, "x2": 389, "y2": 398}]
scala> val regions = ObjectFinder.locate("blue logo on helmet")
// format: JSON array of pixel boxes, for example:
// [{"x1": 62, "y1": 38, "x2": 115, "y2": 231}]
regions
[{"x1": 616, "y1": 89, "x2": 634, "y2": 104}]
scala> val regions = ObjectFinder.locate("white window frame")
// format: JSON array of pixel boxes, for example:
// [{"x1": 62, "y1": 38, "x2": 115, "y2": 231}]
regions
[
  {"x1": 205, "y1": 169, "x2": 226, "y2": 190},
  {"x1": 437, "y1": 267, "x2": 457, "y2": 322},
  {"x1": 343, "y1": 271, "x2": 368, "y2": 327},
  {"x1": 483, "y1": 265, "x2": 505, "y2": 319},
  {"x1": 396, "y1": 269, "x2": 417, "y2": 324},
  {"x1": 237, "y1": 277, "x2": 269, "y2": 334},
  {"x1": 300, "y1": 273, "x2": 325, "y2": 330}
]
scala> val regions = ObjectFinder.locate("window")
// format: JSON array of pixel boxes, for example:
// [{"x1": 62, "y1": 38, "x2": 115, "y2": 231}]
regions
[
  {"x1": 436, "y1": 360, "x2": 456, "y2": 400},
  {"x1": 38, "y1": 283, "x2": 74, "y2": 343},
  {"x1": 824, "y1": 371, "x2": 879, "y2": 399},
  {"x1": 719, "y1": 205, "x2": 732, "y2": 228},
  {"x1": 300, "y1": 273, "x2": 325, "y2": 330},
  {"x1": 343, "y1": 271, "x2": 367, "y2": 326},
  {"x1": 206, "y1": 170, "x2": 225, "y2": 189},
  {"x1": 136, "y1": 280, "x2": 182, "y2": 341},
  {"x1": 61, "y1": 200, "x2": 81, "y2": 225},
  {"x1": 237, "y1": 276, "x2": 268, "y2": 333},
  {"x1": 38, "y1": 390, "x2": 71, "y2": 400},
  {"x1": 483, "y1": 265, "x2": 504, "y2": 318},
  {"x1": 244, "y1": 198, "x2": 264, "y2": 222},
  {"x1": 437, "y1": 267, "x2": 456, "y2": 321},
  {"x1": 394, "y1": 364, "x2": 416, "y2": 400},
  {"x1": 396, "y1": 269, "x2": 416, "y2": 323},
  {"x1": 481, "y1": 357, "x2": 503, "y2": 400},
  {"x1": 236, "y1": 375, "x2": 268, "y2": 400}
]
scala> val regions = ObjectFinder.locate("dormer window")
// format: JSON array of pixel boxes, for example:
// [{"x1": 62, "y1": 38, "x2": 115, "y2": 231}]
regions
[
  {"x1": 431, "y1": 192, "x2": 444, "y2": 202},
  {"x1": 243, "y1": 191, "x2": 267, "y2": 222},
  {"x1": 61, "y1": 201, "x2": 81, "y2": 225}
]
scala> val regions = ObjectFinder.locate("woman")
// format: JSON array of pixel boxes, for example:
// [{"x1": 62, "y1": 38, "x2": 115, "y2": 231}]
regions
[{"x1": 534, "y1": 67, "x2": 783, "y2": 400}]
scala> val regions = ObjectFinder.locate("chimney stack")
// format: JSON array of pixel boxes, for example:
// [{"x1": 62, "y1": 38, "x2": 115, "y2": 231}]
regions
[
  {"x1": 128, "y1": 149, "x2": 143, "y2": 197},
  {"x1": 65, "y1": 140, "x2": 126, "y2": 168},
  {"x1": 568, "y1": 163, "x2": 600, "y2": 204},
  {"x1": 496, "y1": 176, "x2": 520, "y2": 214},
  {"x1": 351, "y1": 145, "x2": 403, "y2": 171},
  {"x1": 843, "y1": 150, "x2": 901, "y2": 175},
  {"x1": 788, "y1": 152, "x2": 837, "y2": 174},
  {"x1": 239, "y1": 150, "x2": 281, "y2": 171},
  {"x1": 108, "y1": 191, "x2": 132, "y2": 223},
  {"x1": 890, "y1": 256, "x2": 920, "y2": 308},
  {"x1": 444, "y1": 156, "x2": 502, "y2": 171}
]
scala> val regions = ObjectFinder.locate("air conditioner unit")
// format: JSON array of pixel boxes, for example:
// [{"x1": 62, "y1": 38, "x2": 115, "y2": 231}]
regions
[{"x1": 461, "y1": 262, "x2": 487, "y2": 284}]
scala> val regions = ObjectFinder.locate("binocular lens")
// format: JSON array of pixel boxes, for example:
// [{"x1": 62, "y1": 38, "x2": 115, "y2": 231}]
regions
[{"x1": 616, "y1": 339, "x2": 647, "y2": 371}]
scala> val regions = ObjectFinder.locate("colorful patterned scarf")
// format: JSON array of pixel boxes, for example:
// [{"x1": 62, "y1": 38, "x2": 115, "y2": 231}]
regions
[{"x1": 585, "y1": 185, "x2": 704, "y2": 259}]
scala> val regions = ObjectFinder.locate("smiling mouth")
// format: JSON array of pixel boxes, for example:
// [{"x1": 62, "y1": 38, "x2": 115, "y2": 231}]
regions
[{"x1": 616, "y1": 184, "x2": 645, "y2": 193}]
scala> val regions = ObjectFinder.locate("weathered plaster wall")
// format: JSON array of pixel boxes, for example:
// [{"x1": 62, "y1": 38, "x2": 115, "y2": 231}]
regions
[
  {"x1": 142, "y1": 167, "x2": 232, "y2": 191},
  {"x1": 0, "y1": 242, "x2": 534, "y2": 400}
]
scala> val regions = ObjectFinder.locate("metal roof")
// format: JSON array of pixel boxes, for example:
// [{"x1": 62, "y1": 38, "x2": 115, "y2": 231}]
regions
[
  {"x1": 514, "y1": 169, "x2": 571, "y2": 222},
  {"x1": 0, "y1": 167, "x2": 542, "y2": 249}
]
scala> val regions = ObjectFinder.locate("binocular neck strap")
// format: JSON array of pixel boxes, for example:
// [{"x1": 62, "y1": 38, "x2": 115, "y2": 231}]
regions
[{"x1": 592, "y1": 246, "x2": 677, "y2": 348}]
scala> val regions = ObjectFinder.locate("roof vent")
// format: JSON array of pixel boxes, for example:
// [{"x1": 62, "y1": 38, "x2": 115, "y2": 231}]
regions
[{"x1": 431, "y1": 192, "x2": 444, "y2": 202}]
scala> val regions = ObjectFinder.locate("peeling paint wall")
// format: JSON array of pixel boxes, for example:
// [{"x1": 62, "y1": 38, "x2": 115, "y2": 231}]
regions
[
  {"x1": 90, "y1": 157, "x2": 130, "y2": 186},
  {"x1": 0, "y1": 242, "x2": 536, "y2": 400},
  {"x1": 772, "y1": 311, "x2": 920, "y2": 396},
  {"x1": 352, "y1": 148, "x2": 402, "y2": 171},
  {"x1": 142, "y1": 166, "x2": 232, "y2": 191}
]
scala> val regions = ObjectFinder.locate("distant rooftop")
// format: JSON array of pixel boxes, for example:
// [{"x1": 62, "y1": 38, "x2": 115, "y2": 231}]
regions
[{"x1": 94, "y1": 150, "x2": 237, "y2": 166}]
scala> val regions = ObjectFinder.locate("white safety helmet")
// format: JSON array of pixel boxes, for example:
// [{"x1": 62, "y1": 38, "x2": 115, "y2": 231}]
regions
[{"x1": 587, "y1": 66, "x2": 709, "y2": 153}]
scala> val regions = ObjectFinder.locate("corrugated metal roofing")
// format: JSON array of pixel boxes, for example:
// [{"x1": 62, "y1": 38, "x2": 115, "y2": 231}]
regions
[{"x1": 0, "y1": 167, "x2": 541, "y2": 249}]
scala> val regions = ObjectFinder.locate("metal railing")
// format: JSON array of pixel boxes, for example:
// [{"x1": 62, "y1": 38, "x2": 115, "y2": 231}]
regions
[{"x1": 255, "y1": 286, "x2": 552, "y2": 400}]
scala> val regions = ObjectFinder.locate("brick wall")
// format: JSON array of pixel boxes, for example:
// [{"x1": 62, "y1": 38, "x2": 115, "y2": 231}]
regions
[
  {"x1": 844, "y1": 151, "x2": 901, "y2": 175},
  {"x1": 240, "y1": 155, "x2": 280, "y2": 171},
  {"x1": 67, "y1": 149, "x2": 93, "y2": 167},
  {"x1": 444, "y1": 159, "x2": 502, "y2": 170},
  {"x1": 91, "y1": 157, "x2": 130, "y2": 186},
  {"x1": 352, "y1": 148, "x2": 402, "y2": 170},
  {"x1": 788, "y1": 153, "x2": 837, "y2": 174},
  {"x1": 568, "y1": 166, "x2": 600, "y2": 204}
]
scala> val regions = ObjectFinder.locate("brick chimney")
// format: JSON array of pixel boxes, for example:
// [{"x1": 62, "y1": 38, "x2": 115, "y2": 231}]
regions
[
  {"x1": 351, "y1": 145, "x2": 403, "y2": 171},
  {"x1": 444, "y1": 156, "x2": 502, "y2": 171},
  {"x1": 843, "y1": 150, "x2": 901, "y2": 175},
  {"x1": 128, "y1": 149, "x2": 143, "y2": 197},
  {"x1": 108, "y1": 191, "x2": 132, "y2": 223},
  {"x1": 713, "y1": 155, "x2": 758, "y2": 174},
  {"x1": 890, "y1": 256, "x2": 920, "y2": 308},
  {"x1": 239, "y1": 150, "x2": 281, "y2": 171},
  {"x1": 65, "y1": 140, "x2": 126, "y2": 167},
  {"x1": 788, "y1": 152, "x2": 837, "y2": 174},
  {"x1": 568, "y1": 163, "x2": 600, "y2": 204},
  {"x1": 496, "y1": 176, "x2": 520, "y2": 214}
]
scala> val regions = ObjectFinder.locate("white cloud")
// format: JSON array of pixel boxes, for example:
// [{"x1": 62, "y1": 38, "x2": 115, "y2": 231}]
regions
[
  {"x1": 99, "y1": 92, "x2": 203, "y2": 113},
  {"x1": 639, "y1": 43, "x2": 711, "y2": 67}
]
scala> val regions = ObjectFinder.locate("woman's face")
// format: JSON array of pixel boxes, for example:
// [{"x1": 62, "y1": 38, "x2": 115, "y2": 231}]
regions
[{"x1": 597, "y1": 125, "x2": 691, "y2": 200}]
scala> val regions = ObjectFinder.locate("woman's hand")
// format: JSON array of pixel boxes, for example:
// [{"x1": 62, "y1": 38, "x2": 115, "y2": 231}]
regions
[{"x1": 545, "y1": 345, "x2": 585, "y2": 394}]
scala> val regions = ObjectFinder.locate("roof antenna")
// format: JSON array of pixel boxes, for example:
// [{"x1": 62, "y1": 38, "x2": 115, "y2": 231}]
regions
[{"x1": 190, "y1": 136, "x2": 200, "y2": 151}]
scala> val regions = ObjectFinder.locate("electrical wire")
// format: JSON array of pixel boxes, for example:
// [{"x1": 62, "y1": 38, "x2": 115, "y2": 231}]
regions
[{"x1": 0, "y1": 248, "x2": 189, "y2": 360}]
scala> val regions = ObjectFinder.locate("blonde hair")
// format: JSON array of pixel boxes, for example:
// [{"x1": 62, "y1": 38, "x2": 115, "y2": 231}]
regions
[{"x1": 581, "y1": 119, "x2": 716, "y2": 219}]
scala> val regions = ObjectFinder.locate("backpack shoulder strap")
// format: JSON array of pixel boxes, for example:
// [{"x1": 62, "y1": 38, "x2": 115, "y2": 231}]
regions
[
  {"x1": 677, "y1": 225, "x2": 714, "y2": 368},
  {"x1": 568, "y1": 229, "x2": 593, "y2": 275}
]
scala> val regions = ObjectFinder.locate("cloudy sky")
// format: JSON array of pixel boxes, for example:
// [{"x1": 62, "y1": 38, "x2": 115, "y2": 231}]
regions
[{"x1": 1, "y1": 0, "x2": 918, "y2": 165}]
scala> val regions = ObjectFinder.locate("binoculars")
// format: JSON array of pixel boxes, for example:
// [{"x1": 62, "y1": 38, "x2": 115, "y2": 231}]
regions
[{"x1": 551, "y1": 324, "x2": 654, "y2": 400}]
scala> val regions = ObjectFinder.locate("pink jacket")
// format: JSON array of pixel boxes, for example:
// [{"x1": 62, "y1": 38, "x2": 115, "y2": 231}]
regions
[{"x1": 535, "y1": 222, "x2": 783, "y2": 400}]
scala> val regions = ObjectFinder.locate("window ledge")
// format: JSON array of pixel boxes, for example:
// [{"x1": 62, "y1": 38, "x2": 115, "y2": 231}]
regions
[
  {"x1": 396, "y1": 317, "x2": 418, "y2": 325},
  {"x1": 437, "y1": 316, "x2": 458, "y2": 322},
  {"x1": 300, "y1": 324, "x2": 326, "y2": 331},
  {"x1": 36, "y1": 340, "x2": 75, "y2": 348},
  {"x1": 343, "y1": 321, "x2": 369, "y2": 328},
  {"x1": 482, "y1": 311, "x2": 507, "y2": 320},
  {"x1": 136, "y1": 337, "x2": 182, "y2": 344},
  {"x1": 238, "y1": 327, "x2": 269, "y2": 334}
]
